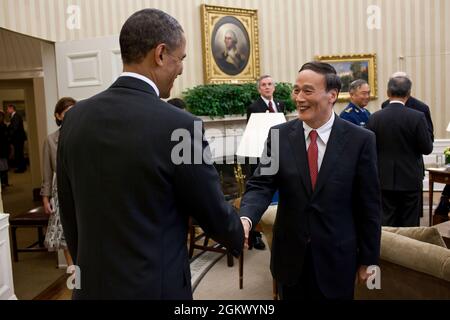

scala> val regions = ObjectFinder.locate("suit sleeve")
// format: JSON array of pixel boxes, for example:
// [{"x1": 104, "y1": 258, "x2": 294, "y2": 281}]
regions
[
  {"x1": 278, "y1": 101, "x2": 286, "y2": 114},
  {"x1": 57, "y1": 128, "x2": 78, "y2": 263},
  {"x1": 415, "y1": 114, "x2": 433, "y2": 155},
  {"x1": 239, "y1": 129, "x2": 278, "y2": 227},
  {"x1": 353, "y1": 132, "x2": 382, "y2": 266},
  {"x1": 173, "y1": 120, "x2": 244, "y2": 257},
  {"x1": 423, "y1": 107, "x2": 434, "y2": 142}
]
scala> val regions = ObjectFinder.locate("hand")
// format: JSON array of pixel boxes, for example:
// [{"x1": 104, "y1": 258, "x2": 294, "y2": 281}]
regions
[
  {"x1": 42, "y1": 197, "x2": 53, "y2": 215},
  {"x1": 240, "y1": 218, "x2": 251, "y2": 249},
  {"x1": 356, "y1": 265, "x2": 370, "y2": 285}
]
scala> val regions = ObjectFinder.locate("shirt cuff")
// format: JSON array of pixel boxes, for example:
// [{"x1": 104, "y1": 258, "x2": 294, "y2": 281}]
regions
[{"x1": 240, "y1": 216, "x2": 253, "y2": 230}]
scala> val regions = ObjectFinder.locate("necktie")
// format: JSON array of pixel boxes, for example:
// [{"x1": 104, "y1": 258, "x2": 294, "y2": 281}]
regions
[
  {"x1": 268, "y1": 101, "x2": 275, "y2": 113},
  {"x1": 308, "y1": 130, "x2": 318, "y2": 190}
]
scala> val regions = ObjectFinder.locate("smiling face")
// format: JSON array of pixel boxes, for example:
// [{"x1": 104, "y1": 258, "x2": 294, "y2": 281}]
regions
[
  {"x1": 293, "y1": 69, "x2": 337, "y2": 128},
  {"x1": 350, "y1": 83, "x2": 370, "y2": 108},
  {"x1": 158, "y1": 36, "x2": 186, "y2": 99}
]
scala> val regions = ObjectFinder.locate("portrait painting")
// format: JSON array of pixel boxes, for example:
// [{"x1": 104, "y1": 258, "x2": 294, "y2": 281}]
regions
[
  {"x1": 201, "y1": 5, "x2": 260, "y2": 84},
  {"x1": 316, "y1": 54, "x2": 378, "y2": 101}
]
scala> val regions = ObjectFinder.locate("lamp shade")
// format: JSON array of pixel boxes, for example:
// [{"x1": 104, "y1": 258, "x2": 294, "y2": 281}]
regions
[
  {"x1": 447, "y1": 121, "x2": 450, "y2": 132},
  {"x1": 236, "y1": 113, "x2": 287, "y2": 158}
]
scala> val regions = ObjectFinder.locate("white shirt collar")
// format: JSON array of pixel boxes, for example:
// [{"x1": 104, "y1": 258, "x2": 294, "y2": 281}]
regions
[
  {"x1": 302, "y1": 112, "x2": 335, "y2": 144},
  {"x1": 260, "y1": 96, "x2": 277, "y2": 112},
  {"x1": 389, "y1": 100, "x2": 405, "y2": 105},
  {"x1": 120, "y1": 72, "x2": 160, "y2": 97}
]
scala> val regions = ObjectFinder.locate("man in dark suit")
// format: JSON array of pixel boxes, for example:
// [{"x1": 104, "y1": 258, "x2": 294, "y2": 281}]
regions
[
  {"x1": 367, "y1": 75, "x2": 433, "y2": 227},
  {"x1": 381, "y1": 72, "x2": 434, "y2": 220},
  {"x1": 246, "y1": 75, "x2": 285, "y2": 121},
  {"x1": 239, "y1": 62, "x2": 381, "y2": 299},
  {"x1": 6, "y1": 104, "x2": 27, "y2": 173},
  {"x1": 381, "y1": 72, "x2": 434, "y2": 140},
  {"x1": 57, "y1": 9, "x2": 243, "y2": 300},
  {"x1": 246, "y1": 75, "x2": 285, "y2": 250}
]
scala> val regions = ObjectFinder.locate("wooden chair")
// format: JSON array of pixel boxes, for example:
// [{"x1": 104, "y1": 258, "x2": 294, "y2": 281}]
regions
[
  {"x1": 9, "y1": 206, "x2": 49, "y2": 262},
  {"x1": 188, "y1": 217, "x2": 244, "y2": 289}
]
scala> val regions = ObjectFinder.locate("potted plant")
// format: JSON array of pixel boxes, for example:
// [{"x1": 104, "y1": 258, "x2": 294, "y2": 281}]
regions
[
  {"x1": 445, "y1": 147, "x2": 450, "y2": 165},
  {"x1": 183, "y1": 83, "x2": 295, "y2": 117}
]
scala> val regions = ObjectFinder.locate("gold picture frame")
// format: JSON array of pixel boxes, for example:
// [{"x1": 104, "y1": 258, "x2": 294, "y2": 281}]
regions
[
  {"x1": 201, "y1": 5, "x2": 260, "y2": 84},
  {"x1": 316, "y1": 53, "x2": 377, "y2": 102}
]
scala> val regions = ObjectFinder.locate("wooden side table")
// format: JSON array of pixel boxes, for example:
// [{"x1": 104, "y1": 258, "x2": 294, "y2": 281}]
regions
[{"x1": 426, "y1": 168, "x2": 450, "y2": 226}]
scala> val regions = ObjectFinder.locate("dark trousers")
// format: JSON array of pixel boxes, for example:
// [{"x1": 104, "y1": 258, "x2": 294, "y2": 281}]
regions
[
  {"x1": 443, "y1": 185, "x2": 450, "y2": 197},
  {"x1": 0, "y1": 170, "x2": 8, "y2": 186},
  {"x1": 13, "y1": 142, "x2": 26, "y2": 171},
  {"x1": 382, "y1": 190, "x2": 421, "y2": 227},
  {"x1": 277, "y1": 245, "x2": 327, "y2": 300}
]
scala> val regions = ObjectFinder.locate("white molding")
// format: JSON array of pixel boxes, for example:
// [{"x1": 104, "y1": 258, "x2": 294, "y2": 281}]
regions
[
  {"x1": 110, "y1": 49, "x2": 122, "y2": 82},
  {"x1": 0, "y1": 69, "x2": 43, "y2": 79},
  {"x1": 66, "y1": 51, "x2": 102, "y2": 87}
]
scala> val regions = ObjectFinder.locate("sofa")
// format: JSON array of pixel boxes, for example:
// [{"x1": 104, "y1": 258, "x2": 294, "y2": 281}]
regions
[{"x1": 259, "y1": 205, "x2": 450, "y2": 299}]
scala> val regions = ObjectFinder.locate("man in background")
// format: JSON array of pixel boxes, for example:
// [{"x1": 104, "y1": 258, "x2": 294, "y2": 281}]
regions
[
  {"x1": 7, "y1": 104, "x2": 27, "y2": 173},
  {"x1": 367, "y1": 75, "x2": 433, "y2": 227},
  {"x1": 246, "y1": 75, "x2": 285, "y2": 121},
  {"x1": 245, "y1": 75, "x2": 285, "y2": 250},
  {"x1": 381, "y1": 72, "x2": 434, "y2": 140},
  {"x1": 339, "y1": 79, "x2": 371, "y2": 127},
  {"x1": 381, "y1": 71, "x2": 435, "y2": 220}
]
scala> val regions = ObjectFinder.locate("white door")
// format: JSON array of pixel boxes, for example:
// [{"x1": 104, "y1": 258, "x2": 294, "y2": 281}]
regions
[{"x1": 55, "y1": 35, "x2": 122, "y2": 101}]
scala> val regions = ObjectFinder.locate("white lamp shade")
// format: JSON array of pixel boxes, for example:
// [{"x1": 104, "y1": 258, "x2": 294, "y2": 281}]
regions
[
  {"x1": 447, "y1": 121, "x2": 450, "y2": 132},
  {"x1": 236, "y1": 113, "x2": 287, "y2": 158}
]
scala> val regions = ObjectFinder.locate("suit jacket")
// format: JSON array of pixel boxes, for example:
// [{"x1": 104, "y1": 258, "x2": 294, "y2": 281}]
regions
[
  {"x1": 40, "y1": 130, "x2": 58, "y2": 197},
  {"x1": 366, "y1": 102, "x2": 433, "y2": 191},
  {"x1": 9, "y1": 112, "x2": 26, "y2": 144},
  {"x1": 57, "y1": 76, "x2": 244, "y2": 300},
  {"x1": 239, "y1": 116, "x2": 381, "y2": 298},
  {"x1": 381, "y1": 96, "x2": 434, "y2": 141},
  {"x1": 246, "y1": 96, "x2": 285, "y2": 121}
]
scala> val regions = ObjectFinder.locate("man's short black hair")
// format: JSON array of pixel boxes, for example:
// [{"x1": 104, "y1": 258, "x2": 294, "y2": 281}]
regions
[
  {"x1": 299, "y1": 61, "x2": 342, "y2": 93},
  {"x1": 167, "y1": 98, "x2": 186, "y2": 110},
  {"x1": 120, "y1": 9, "x2": 184, "y2": 64},
  {"x1": 387, "y1": 76, "x2": 412, "y2": 98}
]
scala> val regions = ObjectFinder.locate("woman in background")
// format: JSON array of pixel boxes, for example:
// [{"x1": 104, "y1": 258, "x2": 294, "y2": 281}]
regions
[{"x1": 41, "y1": 97, "x2": 76, "y2": 267}]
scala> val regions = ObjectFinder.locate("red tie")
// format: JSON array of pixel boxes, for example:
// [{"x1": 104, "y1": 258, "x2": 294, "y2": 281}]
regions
[
  {"x1": 308, "y1": 130, "x2": 318, "y2": 189},
  {"x1": 268, "y1": 101, "x2": 275, "y2": 113}
]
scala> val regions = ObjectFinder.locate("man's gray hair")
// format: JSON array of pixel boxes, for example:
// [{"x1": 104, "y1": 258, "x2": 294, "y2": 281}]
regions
[
  {"x1": 349, "y1": 79, "x2": 368, "y2": 93},
  {"x1": 225, "y1": 30, "x2": 238, "y2": 44},
  {"x1": 390, "y1": 71, "x2": 410, "y2": 80},
  {"x1": 387, "y1": 76, "x2": 412, "y2": 98},
  {"x1": 120, "y1": 9, "x2": 184, "y2": 64},
  {"x1": 256, "y1": 75, "x2": 273, "y2": 88}
]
